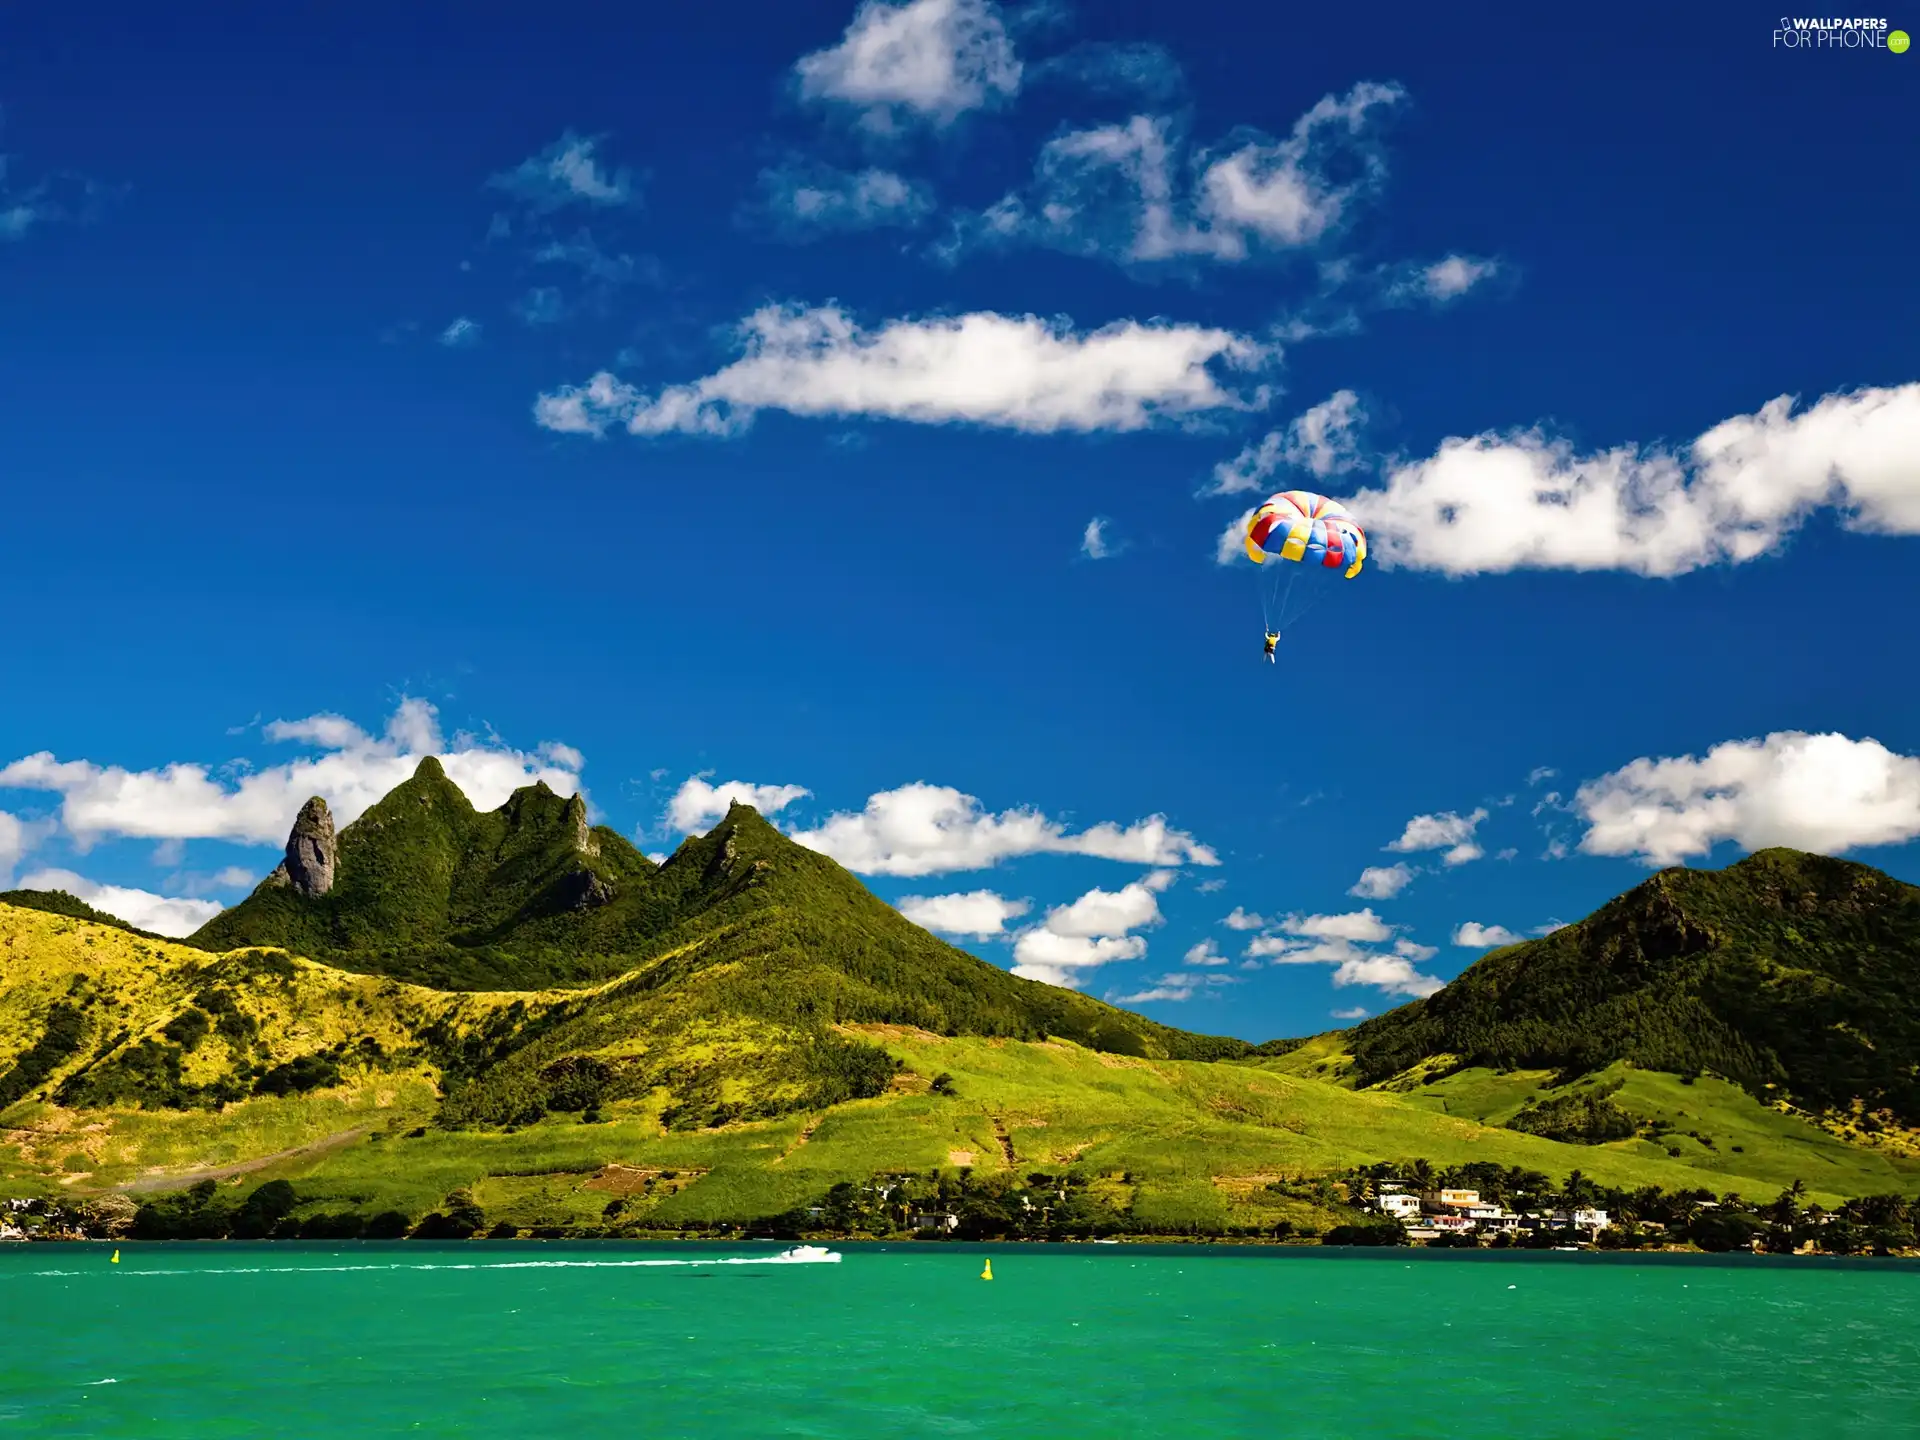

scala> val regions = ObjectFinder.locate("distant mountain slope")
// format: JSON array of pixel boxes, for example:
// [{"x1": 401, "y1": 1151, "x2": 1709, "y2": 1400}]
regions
[
  {"x1": 1344, "y1": 849, "x2": 1920, "y2": 1121},
  {"x1": 186, "y1": 760, "x2": 1248, "y2": 1064},
  {"x1": 6, "y1": 903, "x2": 1917, "y2": 1230},
  {"x1": 0, "y1": 889, "x2": 164, "y2": 941}
]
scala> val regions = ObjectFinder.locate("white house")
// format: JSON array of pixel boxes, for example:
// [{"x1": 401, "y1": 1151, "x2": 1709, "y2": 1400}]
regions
[{"x1": 1377, "y1": 1193, "x2": 1423, "y2": 1220}]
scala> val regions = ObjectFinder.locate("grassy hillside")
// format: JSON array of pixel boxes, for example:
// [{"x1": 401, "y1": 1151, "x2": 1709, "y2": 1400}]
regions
[
  {"x1": 7, "y1": 904, "x2": 1919, "y2": 1237},
  {"x1": 12, "y1": 806, "x2": 1920, "y2": 1239},
  {"x1": 0, "y1": 888, "x2": 164, "y2": 940},
  {"x1": 1342, "y1": 849, "x2": 1920, "y2": 1123}
]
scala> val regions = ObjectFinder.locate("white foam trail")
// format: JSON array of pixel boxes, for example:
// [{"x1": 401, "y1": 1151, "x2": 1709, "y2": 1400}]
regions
[{"x1": 10, "y1": 1252, "x2": 842, "y2": 1281}]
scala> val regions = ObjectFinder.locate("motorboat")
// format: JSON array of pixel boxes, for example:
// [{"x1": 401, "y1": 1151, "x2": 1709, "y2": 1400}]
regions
[{"x1": 774, "y1": 1244, "x2": 842, "y2": 1263}]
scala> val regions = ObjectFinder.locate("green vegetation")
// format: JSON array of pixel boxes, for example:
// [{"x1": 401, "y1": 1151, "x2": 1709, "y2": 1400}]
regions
[
  {"x1": 0, "y1": 888, "x2": 163, "y2": 939},
  {"x1": 1506, "y1": 1077, "x2": 1640, "y2": 1143},
  {"x1": 189, "y1": 762, "x2": 1248, "y2": 1069},
  {"x1": 4, "y1": 765, "x2": 1920, "y2": 1246},
  {"x1": 1345, "y1": 849, "x2": 1920, "y2": 1121}
]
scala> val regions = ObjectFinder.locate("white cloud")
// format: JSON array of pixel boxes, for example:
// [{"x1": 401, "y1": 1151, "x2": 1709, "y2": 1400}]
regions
[
  {"x1": 533, "y1": 304, "x2": 1267, "y2": 439},
  {"x1": 1331, "y1": 1005, "x2": 1369, "y2": 1020},
  {"x1": 1347, "y1": 381, "x2": 1920, "y2": 577},
  {"x1": 1331, "y1": 951, "x2": 1442, "y2": 998},
  {"x1": 1240, "y1": 911, "x2": 1442, "y2": 998},
  {"x1": 1386, "y1": 808, "x2": 1488, "y2": 865},
  {"x1": 1206, "y1": 389, "x2": 1367, "y2": 495},
  {"x1": 439, "y1": 317, "x2": 481, "y2": 348},
  {"x1": 1348, "y1": 863, "x2": 1414, "y2": 899},
  {"x1": 488, "y1": 131, "x2": 635, "y2": 212},
  {"x1": 209, "y1": 866, "x2": 255, "y2": 889},
  {"x1": 1183, "y1": 939, "x2": 1229, "y2": 966},
  {"x1": 794, "y1": 0, "x2": 1021, "y2": 127},
  {"x1": 1281, "y1": 908, "x2": 1393, "y2": 943},
  {"x1": 1221, "y1": 906, "x2": 1267, "y2": 931},
  {"x1": 264, "y1": 713, "x2": 368, "y2": 749},
  {"x1": 1116, "y1": 983, "x2": 1191, "y2": 1004},
  {"x1": 786, "y1": 781, "x2": 1218, "y2": 877},
  {"x1": 1080, "y1": 517, "x2": 1116, "y2": 559},
  {"x1": 0, "y1": 810, "x2": 54, "y2": 886},
  {"x1": 963, "y1": 83, "x2": 1405, "y2": 268},
  {"x1": 1114, "y1": 969, "x2": 1240, "y2": 1004},
  {"x1": 666, "y1": 777, "x2": 813, "y2": 834},
  {"x1": 1574, "y1": 731, "x2": 1920, "y2": 867},
  {"x1": 0, "y1": 698, "x2": 584, "y2": 849},
  {"x1": 895, "y1": 889, "x2": 1030, "y2": 938},
  {"x1": 1453, "y1": 921, "x2": 1521, "y2": 948},
  {"x1": 1008, "y1": 871, "x2": 1174, "y2": 988},
  {"x1": 1009, "y1": 930, "x2": 1146, "y2": 987},
  {"x1": 1213, "y1": 506, "x2": 1257, "y2": 565},
  {"x1": 759, "y1": 164, "x2": 935, "y2": 235},
  {"x1": 18, "y1": 868, "x2": 222, "y2": 939},
  {"x1": 1393, "y1": 254, "x2": 1500, "y2": 303},
  {"x1": 1252, "y1": 935, "x2": 1361, "y2": 964},
  {"x1": 1198, "y1": 83, "x2": 1405, "y2": 249},
  {"x1": 540, "y1": 741, "x2": 586, "y2": 771},
  {"x1": 1041, "y1": 878, "x2": 1166, "y2": 938},
  {"x1": 1527, "y1": 766, "x2": 1558, "y2": 785}
]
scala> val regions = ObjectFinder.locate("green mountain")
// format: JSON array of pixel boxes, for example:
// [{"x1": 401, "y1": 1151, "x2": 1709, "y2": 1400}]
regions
[
  {"x1": 188, "y1": 759, "x2": 1249, "y2": 1064},
  {"x1": 1341, "y1": 848, "x2": 1920, "y2": 1123},
  {"x1": 5, "y1": 811, "x2": 1920, "y2": 1239}
]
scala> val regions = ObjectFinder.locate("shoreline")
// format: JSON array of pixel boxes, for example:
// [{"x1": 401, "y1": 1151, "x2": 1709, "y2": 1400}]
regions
[{"x1": 8, "y1": 1232, "x2": 1918, "y2": 1265}]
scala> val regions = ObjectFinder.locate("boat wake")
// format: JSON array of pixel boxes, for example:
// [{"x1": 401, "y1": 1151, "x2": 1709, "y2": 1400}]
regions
[{"x1": 9, "y1": 1245, "x2": 843, "y2": 1281}]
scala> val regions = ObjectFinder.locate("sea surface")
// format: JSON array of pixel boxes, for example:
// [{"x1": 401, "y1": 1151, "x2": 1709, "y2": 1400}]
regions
[{"x1": 2, "y1": 1242, "x2": 1916, "y2": 1437}]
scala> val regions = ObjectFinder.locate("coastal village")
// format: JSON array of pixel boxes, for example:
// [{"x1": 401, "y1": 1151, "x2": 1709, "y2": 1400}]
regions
[{"x1": 1371, "y1": 1185, "x2": 1611, "y2": 1243}]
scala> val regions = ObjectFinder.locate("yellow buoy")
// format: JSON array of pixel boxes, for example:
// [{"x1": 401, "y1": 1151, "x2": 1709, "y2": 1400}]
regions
[
  {"x1": 110, "y1": 1250, "x2": 120, "y2": 1264},
  {"x1": 981, "y1": 1257, "x2": 992, "y2": 1281}
]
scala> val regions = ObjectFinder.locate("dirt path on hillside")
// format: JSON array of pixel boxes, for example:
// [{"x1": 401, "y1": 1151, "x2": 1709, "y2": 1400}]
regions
[
  {"x1": 774, "y1": 1115, "x2": 822, "y2": 1163},
  {"x1": 111, "y1": 1126, "x2": 370, "y2": 1195},
  {"x1": 990, "y1": 1116, "x2": 1017, "y2": 1168}
]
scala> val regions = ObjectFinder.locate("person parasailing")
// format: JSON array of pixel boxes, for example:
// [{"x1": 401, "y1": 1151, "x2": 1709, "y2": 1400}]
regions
[{"x1": 1242, "y1": 490, "x2": 1367, "y2": 663}]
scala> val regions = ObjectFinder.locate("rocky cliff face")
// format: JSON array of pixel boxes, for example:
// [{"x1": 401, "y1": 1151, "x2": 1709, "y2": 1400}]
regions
[{"x1": 279, "y1": 796, "x2": 338, "y2": 898}]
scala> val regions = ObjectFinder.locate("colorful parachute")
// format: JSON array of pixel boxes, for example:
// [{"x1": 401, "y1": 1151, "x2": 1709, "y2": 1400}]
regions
[
  {"x1": 1244, "y1": 490, "x2": 1367, "y2": 578},
  {"x1": 1242, "y1": 490, "x2": 1367, "y2": 637}
]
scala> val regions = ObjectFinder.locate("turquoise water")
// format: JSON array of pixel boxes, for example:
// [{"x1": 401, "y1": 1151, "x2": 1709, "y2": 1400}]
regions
[{"x1": 2, "y1": 1243, "x2": 1917, "y2": 1437}]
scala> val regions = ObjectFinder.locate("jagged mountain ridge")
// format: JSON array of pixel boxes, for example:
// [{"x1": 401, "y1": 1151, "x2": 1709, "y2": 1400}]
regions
[
  {"x1": 184, "y1": 759, "x2": 1249, "y2": 1063},
  {"x1": 1341, "y1": 847, "x2": 1920, "y2": 1121}
]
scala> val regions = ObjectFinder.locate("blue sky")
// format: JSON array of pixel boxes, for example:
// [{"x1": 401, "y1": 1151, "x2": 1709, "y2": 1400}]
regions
[{"x1": 2, "y1": 0, "x2": 1916, "y2": 1039}]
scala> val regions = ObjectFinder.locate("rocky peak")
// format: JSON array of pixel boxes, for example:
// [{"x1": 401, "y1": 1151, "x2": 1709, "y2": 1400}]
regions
[
  {"x1": 563, "y1": 793, "x2": 598, "y2": 855},
  {"x1": 282, "y1": 796, "x2": 338, "y2": 898}
]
